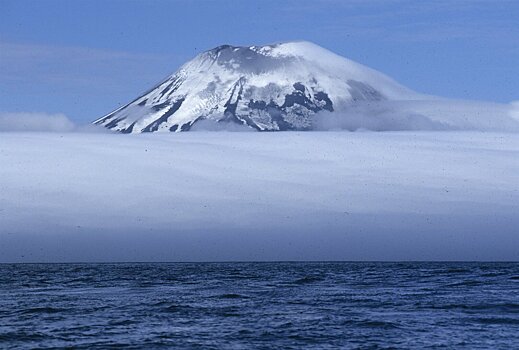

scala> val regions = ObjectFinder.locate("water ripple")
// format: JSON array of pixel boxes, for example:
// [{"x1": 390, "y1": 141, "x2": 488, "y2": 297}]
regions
[{"x1": 1, "y1": 262, "x2": 518, "y2": 349}]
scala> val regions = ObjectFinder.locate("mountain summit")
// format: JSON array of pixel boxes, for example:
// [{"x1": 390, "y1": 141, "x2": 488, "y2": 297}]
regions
[{"x1": 94, "y1": 41, "x2": 419, "y2": 133}]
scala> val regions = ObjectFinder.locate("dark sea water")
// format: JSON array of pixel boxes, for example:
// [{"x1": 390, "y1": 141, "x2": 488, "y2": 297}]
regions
[{"x1": 1, "y1": 262, "x2": 518, "y2": 349}]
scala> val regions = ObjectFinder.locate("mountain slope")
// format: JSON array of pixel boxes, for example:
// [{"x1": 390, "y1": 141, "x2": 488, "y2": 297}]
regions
[{"x1": 94, "y1": 41, "x2": 421, "y2": 133}]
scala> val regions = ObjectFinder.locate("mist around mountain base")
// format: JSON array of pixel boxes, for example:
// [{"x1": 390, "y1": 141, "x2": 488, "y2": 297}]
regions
[
  {"x1": 2, "y1": 98, "x2": 518, "y2": 133},
  {"x1": 1, "y1": 131, "x2": 518, "y2": 262}
]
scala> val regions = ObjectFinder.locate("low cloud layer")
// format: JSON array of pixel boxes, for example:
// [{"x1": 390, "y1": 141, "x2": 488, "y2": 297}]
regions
[
  {"x1": 313, "y1": 99, "x2": 519, "y2": 132},
  {"x1": 0, "y1": 132, "x2": 518, "y2": 262},
  {"x1": 2, "y1": 98, "x2": 519, "y2": 134},
  {"x1": 0, "y1": 112, "x2": 108, "y2": 133}
]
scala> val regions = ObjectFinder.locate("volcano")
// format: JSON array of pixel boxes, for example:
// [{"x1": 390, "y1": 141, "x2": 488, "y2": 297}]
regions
[{"x1": 94, "y1": 41, "x2": 420, "y2": 133}]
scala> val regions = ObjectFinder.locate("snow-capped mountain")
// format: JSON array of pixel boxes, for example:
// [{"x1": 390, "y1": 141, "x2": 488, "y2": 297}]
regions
[{"x1": 94, "y1": 41, "x2": 421, "y2": 133}]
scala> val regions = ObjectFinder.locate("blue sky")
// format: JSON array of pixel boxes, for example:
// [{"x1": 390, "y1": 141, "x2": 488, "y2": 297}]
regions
[{"x1": 1, "y1": 0, "x2": 518, "y2": 123}]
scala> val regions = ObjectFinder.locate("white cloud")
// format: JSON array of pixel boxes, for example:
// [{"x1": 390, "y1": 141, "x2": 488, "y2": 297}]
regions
[
  {"x1": 0, "y1": 112, "x2": 108, "y2": 132},
  {"x1": 4, "y1": 98, "x2": 517, "y2": 134},
  {"x1": 0, "y1": 131, "x2": 518, "y2": 261},
  {"x1": 313, "y1": 99, "x2": 519, "y2": 132}
]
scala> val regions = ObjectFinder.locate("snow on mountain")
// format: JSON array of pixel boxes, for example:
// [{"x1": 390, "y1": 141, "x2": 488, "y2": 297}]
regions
[{"x1": 93, "y1": 41, "x2": 421, "y2": 133}]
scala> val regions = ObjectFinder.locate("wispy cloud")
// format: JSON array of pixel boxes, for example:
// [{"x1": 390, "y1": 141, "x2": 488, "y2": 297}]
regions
[
  {"x1": 281, "y1": 0, "x2": 519, "y2": 45},
  {"x1": 0, "y1": 41, "x2": 181, "y2": 89}
]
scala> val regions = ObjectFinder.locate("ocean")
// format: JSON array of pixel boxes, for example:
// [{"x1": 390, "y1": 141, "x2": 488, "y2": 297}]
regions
[{"x1": 1, "y1": 262, "x2": 518, "y2": 349}]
